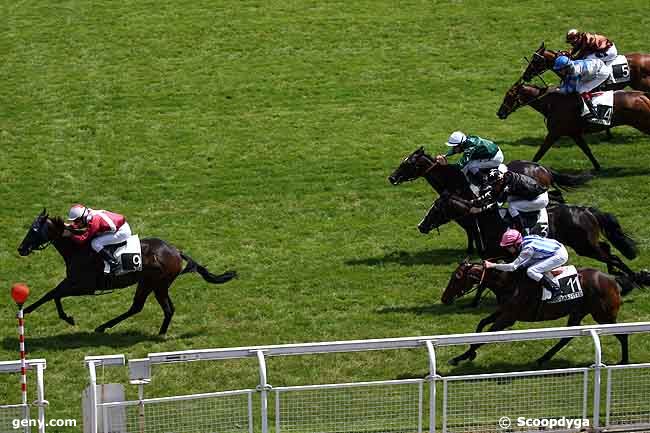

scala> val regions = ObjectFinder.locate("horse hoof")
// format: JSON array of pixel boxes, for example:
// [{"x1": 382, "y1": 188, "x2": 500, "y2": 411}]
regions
[
  {"x1": 64, "y1": 316, "x2": 75, "y2": 326},
  {"x1": 448, "y1": 358, "x2": 460, "y2": 366},
  {"x1": 94, "y1": 327, "x2": 106, "y2": 333},
  {"x1": 467, "y1": 352, "x2": 477, "y2": 362}
]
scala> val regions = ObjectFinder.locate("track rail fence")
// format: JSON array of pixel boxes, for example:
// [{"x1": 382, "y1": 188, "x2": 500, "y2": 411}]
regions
[
  {"x1": 85, "y1": 322, "x2": 650, "y2": 433},
  {"x1": 0, "y1": 359, "x2": 47, "y2": 433}
]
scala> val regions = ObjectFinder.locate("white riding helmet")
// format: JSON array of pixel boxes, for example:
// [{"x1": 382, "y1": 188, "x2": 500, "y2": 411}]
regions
[
  {"x1": 446, "y1": 131, "x2": 467, "y2": 147},
  {"x1": 566, "y1": 29, "x2": 580, "y2": 43},
  {"x1": 67, "y1": 204, "x2": 89, "y2": 222}
]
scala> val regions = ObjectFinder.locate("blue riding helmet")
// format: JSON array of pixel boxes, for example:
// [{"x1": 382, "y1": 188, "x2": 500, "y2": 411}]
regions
[{"x1": 553, "y1": 55, "x2": 572, "y2": 71}]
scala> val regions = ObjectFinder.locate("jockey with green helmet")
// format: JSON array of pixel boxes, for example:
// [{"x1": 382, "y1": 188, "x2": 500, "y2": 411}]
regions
[
  {"x1": 484, "y1": 229, "x2": 568, "y2": 300},
  {"x1": 435, "y1": 131, "x2": 504, "y2": 192}
]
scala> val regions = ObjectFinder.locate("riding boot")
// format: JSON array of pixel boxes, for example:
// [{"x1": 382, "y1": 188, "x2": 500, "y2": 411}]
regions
[
  {"x1": 583, "y1": 97, "x2": 598, "y2": 118},
  {"x1": 98, "y1": 248, "x2": 120, "y2": 272},
  {"x1": 540, "y1": 275, "x2": 560, "y2": 300}
]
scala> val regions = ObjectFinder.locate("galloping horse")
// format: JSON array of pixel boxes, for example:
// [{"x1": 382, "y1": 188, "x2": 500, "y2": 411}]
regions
[
  {"x1": 522, "y1": 42, "x2": 650, "y2": 91},
  {"x1": 442, "y1": 260, "x2": 636, "y2": 365},
  {"x1": 17, "y1": 210, "x2": 237, "y2": 334},
  {"x1": 418, "y1": 194, "x2": 639, "y2": 304},
  {"x1": 388, "y1": 147, "x2": 592, "y2": 253},
  {"x1": 497, "y1": 83, "x2": 650, "y2": 170}
]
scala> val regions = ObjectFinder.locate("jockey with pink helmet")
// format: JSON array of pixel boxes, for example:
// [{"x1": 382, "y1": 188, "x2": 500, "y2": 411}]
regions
[
  {"x1": 67, "y1": 204, "x2": 132, "y2": 272},
  {"x1": 483, "y1": 229, "x2": 569, "y2": 300}
]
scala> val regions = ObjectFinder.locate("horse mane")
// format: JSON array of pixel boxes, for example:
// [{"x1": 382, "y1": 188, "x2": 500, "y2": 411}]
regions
[{"x1": 51, "y1": 216, "x2": 66, "y2": 231}]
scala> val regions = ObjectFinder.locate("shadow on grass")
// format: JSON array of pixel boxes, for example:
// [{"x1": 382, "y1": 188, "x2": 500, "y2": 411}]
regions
[
  {"x1": 4, "y1": 330, "x2": 162, "y2": 352},
  {"x1": 500, "y1": 131, "x2": 639, "y2": 148},
  {"x1": 394, "y1": 357, "x2": 582, "y2": 380},
  {"x1": 345, "y1": 248, "x2": 469, "y2": 267},
  {"x1": 591, "y1": 166, "x2": 650, "y2": 179},
  {"x1": 376, "y1": 297, "x2": 498, "y2": 317}
]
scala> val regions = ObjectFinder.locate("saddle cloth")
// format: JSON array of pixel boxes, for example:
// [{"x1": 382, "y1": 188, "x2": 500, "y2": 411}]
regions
[
  {"x1": 103, "y1": 235, "x2": 142, "y2": 275},
  {"x1": 543, "y1": 265, "x2": 583, "y2": 303},
  {"x1": 608, "y1": 55, "x2": 631, "y2": 84},
  {"x1": 581, "y1": 91, "x2": 614, "y2": 126}
]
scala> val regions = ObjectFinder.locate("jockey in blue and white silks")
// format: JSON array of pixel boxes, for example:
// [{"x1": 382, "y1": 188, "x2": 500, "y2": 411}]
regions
[
  {"x1": 484, "y1": 230, "x2": 569, "y2": 300},
  {"x1": 553, "y1": 55, "x2": 611, "y2": 95}
]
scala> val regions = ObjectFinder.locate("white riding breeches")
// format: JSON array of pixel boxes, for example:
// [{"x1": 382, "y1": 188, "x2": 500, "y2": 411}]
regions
[
  {"x1": 577, "y1": 61, "x2": 612, "y2": 94},
  {"x1": 526, "y1": 246, "x2": 569, "y2": 281},
  {"x1": 462, "y1": 149, "x2": 504, "y2": 175},
  {"x1": 585, "y1": 44, "x2": 618, "y2": 65},
  {"x1": 91, "y1": 222, "x2": 132, "y2": 252},
  {"x1": 508, "y1": 192, "x2": 549, "y2": 217}
]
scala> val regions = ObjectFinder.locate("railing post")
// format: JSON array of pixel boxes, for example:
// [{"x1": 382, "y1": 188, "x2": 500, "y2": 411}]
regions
[
  {"x1": 34, "y1": 362, "x2": 48, "y2": 433},
  {"x1": 255, "y1": 350, "x2": 269, "y2": 433},
  {"x1": 425, "y1": 340, "x2": 437, "y2": 433},
  {"x1": 87, "y1": 361, "x2": 98, "y2": 433},
  {"x1": 589, "y1": 329, "x2": 603, "y2": 429}
]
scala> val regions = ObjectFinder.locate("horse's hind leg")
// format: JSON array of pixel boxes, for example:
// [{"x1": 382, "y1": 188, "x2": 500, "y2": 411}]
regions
[
  {"x1": 95, "y1": 283, "x2": 153, "y2": 333},
  {"x1": 153, "y1": 284, "x2": 175, "y2": 335},
  {"x1": 572, "y1": 135, "x2": 601, "y2": 171},
  {"x1": 536, "y1": 312, "x2": 586, "y2": 365}
]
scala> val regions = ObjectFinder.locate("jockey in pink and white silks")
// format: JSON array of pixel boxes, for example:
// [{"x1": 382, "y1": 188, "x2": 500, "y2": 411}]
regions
[
  {"x1": 67, "y1": 204, "x2": 132, "y2": 272},
  {"x1": 484, "y1": 230, "x2": 569, "y2": 300}
]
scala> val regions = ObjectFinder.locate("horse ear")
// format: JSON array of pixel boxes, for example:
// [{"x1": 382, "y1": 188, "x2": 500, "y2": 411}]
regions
[
  {"x1": 416, "y1": 146, "x2": 424, "y2": 153},
  {"x1": 539, "y1": 41, "x2": 545, "y2": 51},
  {"x1": 462, "y1": 256, "x2": 470, "y2": 264},
  {"x1": 40, "y1": 208, "x2": 47, "y2": 218}
]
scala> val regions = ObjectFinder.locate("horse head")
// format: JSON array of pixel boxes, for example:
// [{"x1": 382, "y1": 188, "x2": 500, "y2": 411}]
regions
[
  {"x1": 497, "y1": 81, "x2": 547, "y2": 119},
  {"x1": 388, "y1": 146, "x2": 437, "y2": 185},
  {"x1": 441, "y1": 260, "x2": 485, "y2": 305},
  {"x1": 417, "y1": 194, "x2": 472, "y2": 234},
  {"x1": 18, "y1": 209, "x2": 50, "y2": 256},
  {"x1": 522, "y1": 42, "x2": 555, "y2": 82}
]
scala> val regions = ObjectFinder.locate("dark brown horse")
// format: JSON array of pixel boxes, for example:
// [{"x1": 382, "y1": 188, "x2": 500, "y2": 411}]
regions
[
  {"x1": 17, "y1": 210, "x2": 237, "y2": 334},
  {"x1": 417, "y1": 194, "x2": 639, "y2": 299},
  {"x1": 497, "y1": 83, "x2": 650, "y2": 170},
  {"x1": 522, "y1": 42, "x2": 650, "y2": 91},
  {"x1": 388, "y1": 147, "x2": 592, "y2": 253},
  {"x1": 442, "y1": 261, "x2": 636, "y2": 365}
]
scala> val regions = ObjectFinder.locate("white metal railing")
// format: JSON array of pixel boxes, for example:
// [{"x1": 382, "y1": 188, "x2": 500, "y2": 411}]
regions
[
  {"x1": 85, "y1": 322, "x2": 650, "y2": 433},
  {"x1": 0, "y1": 359, "x2": 47, "y2": 433}
]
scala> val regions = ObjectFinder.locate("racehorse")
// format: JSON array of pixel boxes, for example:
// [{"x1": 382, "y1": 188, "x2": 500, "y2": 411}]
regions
[
  {"x1": 497, "y1": 83, "x2": 650, "y2": 170},
  {"x1": 418, "y1": 194, "x2": 639, "y2": 303},
  {"x1": 388, "y1": 147, "x2": 592, "y2": 253},
  {"x1": 17, "y1": 210, "x2": 237, "y2": 335},
  {"x1": 441, "y1": 260, "x2": 636, "y2": 365},
  {"x1": 522, "y1": 42, "x2": 650, "y2": 92}
]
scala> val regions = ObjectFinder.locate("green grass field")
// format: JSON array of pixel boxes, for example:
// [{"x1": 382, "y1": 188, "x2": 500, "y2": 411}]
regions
[{"x1": 2, "y1": 0, "x2": 650, "y2": 429}]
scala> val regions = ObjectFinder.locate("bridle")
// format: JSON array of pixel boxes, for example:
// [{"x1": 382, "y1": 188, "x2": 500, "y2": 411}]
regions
[{"x1": 450, "y1": 262, "x2": 488, "y2": 300}]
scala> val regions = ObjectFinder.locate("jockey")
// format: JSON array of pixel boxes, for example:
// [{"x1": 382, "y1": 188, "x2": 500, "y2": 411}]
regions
[
  {"x1": 484, "y1": 229, "x2": 569, "y2": 300},
  {"x1": 553, "y1": 55, "x2": 611, "y2": 117},
  {"x1": 66, "y1": 204, "x2": 132, "y2": 272},
  {"x1": 470, "y1": 169, "x2": 549, "y2": 235},
  {"x1": 435, "y1": 131, "x2": 504, "y2": 192},
  {"x1": 566, "y1": 29, "x2": 618, "y2": 65}
]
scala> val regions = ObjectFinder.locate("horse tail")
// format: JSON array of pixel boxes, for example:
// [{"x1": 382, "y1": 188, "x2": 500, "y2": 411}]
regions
[
  {"x1": 590, "y1": 208, "x2": 639, "y2": 260},
  {"x1": 180, "y1": 252, "x2": 237, "y2": 284},
  {"x1": 548, "y1": 168, "x2": 593, "y2": 190},
  {"x1": 614, "y1": 273, "x2": 638, "y2": 296},
  {"x1": 547, "y1": 189, "x2": 566, "y2": 204}
]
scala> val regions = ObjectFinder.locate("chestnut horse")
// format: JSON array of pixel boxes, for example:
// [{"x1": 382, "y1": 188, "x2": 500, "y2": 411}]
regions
[
  {"x1": 522, "y1": 42, "x2": 650, "y2": 91},
  {"x1": 497, "y1": 83, "x2": 650, "y2": 170},
  {"x1": 388, "y1": 147, "x2": 592, "y2": 253},
  {"x1": 17, "y1": 210, "x2": 237, "y2": 334},
  {"x1": 441, "y1": 261, "x2": 636, "y2": 366},
  {"x1": 417, "y1": 194, "x2": 639, "y2": 303}
]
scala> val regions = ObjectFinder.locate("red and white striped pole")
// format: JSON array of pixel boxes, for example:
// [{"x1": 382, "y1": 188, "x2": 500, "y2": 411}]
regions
[{"x1": 11, "y1": 283, "x2": 30, "y2": 410}]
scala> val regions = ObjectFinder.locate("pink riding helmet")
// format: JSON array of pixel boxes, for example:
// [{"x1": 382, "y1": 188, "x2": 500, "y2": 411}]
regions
[{"x1": 500, "y1": 229, "x2": 523, "y2": 247}]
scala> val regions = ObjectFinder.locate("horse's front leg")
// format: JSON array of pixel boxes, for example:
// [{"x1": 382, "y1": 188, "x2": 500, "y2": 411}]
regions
[
  {"x1": 54, "y1": 298, "x2": 75, "y2": 326},
  {"x1": 448, "y1": 315, "x2": 516, "y2": 366},
  {"x1": 24, "y1": 280, "x2": 68, "y2": 315},
  {"x1": 571, "y1": 134, "x2": 601, "y2": 171},
  {"x1": 532, "y1": 133, "x2": 559, "y2": 163}
]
